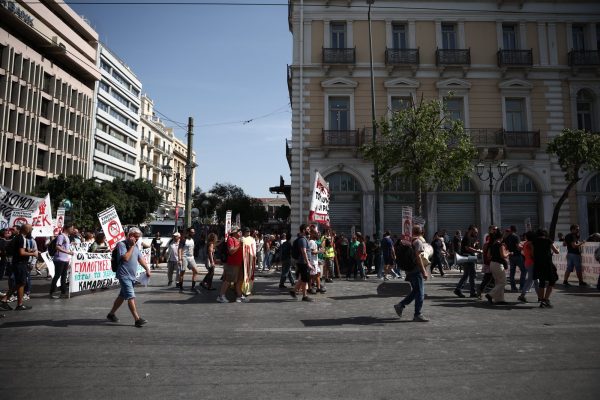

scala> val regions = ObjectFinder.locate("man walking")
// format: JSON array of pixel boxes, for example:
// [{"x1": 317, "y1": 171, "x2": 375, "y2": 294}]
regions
[
  {"x1": 380, "y1": 231, "x2": 395, "y2": 280},
  {"x1": 562, "y1": 224, "x2": 587, "y2": 287},
  {"x1": 50, "y1": 224, "x2": 74, "y2": 299},
  {"x1": 216, "y1": 227, "x2": 247, "y2": 303},
  {"x1": 0, "y1": 224, "x2": 37, "y2": 311},
  {"x1": 505, "y1": 225, "x2": 525, "y2": 292},
  {"x1": 454, "y1": 225, "x2": 480, "y2": 298},
  {"x1": 393, "y1": 225, "x2": 429, "y2": 322},
  {"x1": 290, "y1": 224, "x2": 313, "y2": 302},
  {"x1": 107, "y1": 227, "x2": 151, "y2": 327}
]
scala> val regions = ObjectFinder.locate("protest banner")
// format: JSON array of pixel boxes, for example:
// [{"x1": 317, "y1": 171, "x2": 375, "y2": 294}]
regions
[
  {"x1": 9, "y1": 209, "x2": 33, "y2": 228},
  {"x1": 0, "y1": 185, "x2": 42, "y2": 220},
  {"x1": 69, "y1": 242, "x2": 91, "y2": 253},
  {"x1": 0, "y1": 213, "x2": 7, "y2": 230},
  {"x1": 225, "y1": 210, "x2": 232, "y2": 239},
  {"x1": 54, "y1": 207, "x2": 65, "y2": 236},
  {"x1": 401, "y1": 206, "x2": 413, "y2": 240},
  {"x1": 69, "y1": 252, "x2": 118, "y2": 293},
  {"x1": 553, "y1": 242, "x2": 600, "y2": 286},
  {"x1": 40, "y1": 251, "x2": 57, "y2": 285},
  {"x1": 98, "y1": 206, "x2": 125, "y2": 250},
  {"x1": 31, "y1": 194, "x2": 54, "y2": 238},
  {"x1": 308, "y1": 172, "x2": 330, "y2": 226}
]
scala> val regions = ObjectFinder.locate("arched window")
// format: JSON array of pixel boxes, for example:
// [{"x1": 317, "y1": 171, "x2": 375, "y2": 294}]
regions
[
  {"x1": 500, "y1": 173, "x2": 537, "y2": 193},
  {"x1": 327, "y1": 172, "x2": 361, "y2": 193},
  {"x1": 500, "y1": 173, "x2": 539, "y2": 232},
  {"x1": 438, "y1": 177, "x2": 475, "y2": 192},
  {"x1": 586, "y1": 174, "x2": 600, "y2": 194},
  {"x1": 384, "y1": 174, "x2": 415, "y2": 192},
  {"x1": 576, "y1": 89, "x2": 595, "y2": 132}
]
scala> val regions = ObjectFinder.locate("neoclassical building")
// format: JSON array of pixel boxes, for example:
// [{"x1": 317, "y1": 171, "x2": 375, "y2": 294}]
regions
[{"x1": 287, "y1": 0, "x2": 600, "y2": 239}]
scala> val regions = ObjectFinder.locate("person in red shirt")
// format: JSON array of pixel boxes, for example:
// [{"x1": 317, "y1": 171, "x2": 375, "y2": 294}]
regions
[{"x1": 216, "y1": 227, "x2": 246, "y2": 303}]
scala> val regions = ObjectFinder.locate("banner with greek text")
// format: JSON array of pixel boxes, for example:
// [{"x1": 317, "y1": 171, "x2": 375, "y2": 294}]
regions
[
  {"x1": 69, "y1": 242, "x2": 91, "y2": 253},
  {"x1": 0, "y1": 213, "x2": 7, "y2": 230},
  {"x1": 308, "y1": 172, "x2": 330, "y2": 226},
  {"x1": 98, "y1": 206, "x2": 125, "y2": 250},
  {"x1": 9, "y1": 209, "x2": 33, "y2": 228},
  {"x1": 31, "y1": 194, "x2": 54, "y2": 238},
  {"x1": 69, "y1": 252, "x2": 117, "y2": 293},
  {"x1": 553, "y1": 242, "x2": 600, "y2": 286},
  {"x1": 0, "y1": 186, "x2": 42, "y2": 220},
  {"x1": 402, "y1": 206, "x2": 413, "y2": 240},
  {"x1": 225, "y1": 210, "x2": 232, "y2": 239}
]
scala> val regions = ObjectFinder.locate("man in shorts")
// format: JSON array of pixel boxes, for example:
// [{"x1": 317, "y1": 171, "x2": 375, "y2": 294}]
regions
[
  {"x1": 217, "y1": 226, "x2": 247, "y2": 303},
  {"x1": 0, "y1": 224, "x2": 37, "y2": 311},
  {"x1": 106, "y1": 227, "x2": 151, "y2": 327},
  {"x1": 562, "y1": 224, "x2": 587, "y2": 287},
  {"x1": 380, "y1": 231, "x2": 395, "y2": 280},
  {"x1": 178, "y1": 227, "x2": 201, "y2": 292},
  {"x1": 290, "y1": 224, "x2": 313, "y2": 302}
]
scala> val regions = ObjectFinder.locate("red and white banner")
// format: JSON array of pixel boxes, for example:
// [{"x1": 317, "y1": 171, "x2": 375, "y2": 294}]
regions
[
  {"x1": 54, "y1": 207, "x2": 65, "y2": 236},
  {"x1": 98, "y1": 206, "x2": 125, "y2": 250},
  {"x1": 0, "y1": 185, "x2": 42, "y2": 221},
  {"x1": 402, "y1": 206, "x2": 413, "y2": 240},
  {"x1": 9, "y1": 209, "x2": 33, "y2": 228},
  {"x1": 225, "y1": 210, "x2": 232, "y2": 240},
  {"x1": 308, "y1": 172, "x2": 330, "y2": 226},
  {"x1": 31, "y1": 194, "x2": 54, "y2": 238}
]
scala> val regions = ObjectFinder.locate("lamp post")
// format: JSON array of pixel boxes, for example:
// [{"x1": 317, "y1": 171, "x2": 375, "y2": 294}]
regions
[
  {"x1": 367, "y1": 0, "x2": 381, "y2": 241},
  {"x1": 162, "y1": 165, "x2": 181, "y2": 233},
  {"x1": 476, "y1": 161, "x2": 508, "y2": 226}
]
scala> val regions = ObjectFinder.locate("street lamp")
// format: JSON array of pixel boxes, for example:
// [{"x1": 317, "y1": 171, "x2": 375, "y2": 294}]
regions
[
  {"x1": 162, "y1": 165, "x2": 181, "y2": 233},
  {"x1": 367, "y1": 0, "x2": 381, "y2": 241},
  {"x1": 476, "y1": 160, "x2": 508, "y2": 226},
  {"x1": 201, "y1": 199, "x2": 210, "y2": 224}
]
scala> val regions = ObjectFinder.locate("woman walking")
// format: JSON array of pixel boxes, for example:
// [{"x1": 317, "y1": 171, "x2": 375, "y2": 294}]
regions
[
  {"x1": 485, "y1": 230, "x2": 509, "y2": 305},
  {"x1": 532, "y1": 229, "x2": 560, "y2": 308},
  {"x1": 201, "y1": 233, "x2": 217, "y2": 290}
]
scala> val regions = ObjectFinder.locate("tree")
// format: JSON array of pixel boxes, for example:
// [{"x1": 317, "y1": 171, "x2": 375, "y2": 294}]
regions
[
  {"x1": 275, "y1": 205, "x2": 291, "y2": 222},
  {"x1": 198, "y1": 183, "x2": 267, "y2": 228},
  {"x1": 362, "y1": 97, "x2": 477, "y2": 216},
  {"x1": 546, "y1": 129, "x2": 600, "y2": 239}
]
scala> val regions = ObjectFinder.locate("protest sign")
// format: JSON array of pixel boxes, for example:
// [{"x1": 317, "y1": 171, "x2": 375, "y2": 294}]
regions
[
  {"x1": 31, "y1": 194, "x2": 54, "y2": 238},
  {"x1": 402, "y1": 206, "x2": 413, "y2": 240},
  {"x1": 0, "y1": 213, "x2": 7, "y2": 230},
  {"x1": 0, "y1": 186, "x2": 42, "y2": 220},
  {"x1": 40, "y1": 251, "x2": 57, "y2": 286},
  {"x1": 9, "y1": 209, "x2": 33, "y2": 228},
  {"x1": 69, "y1": 252, "x2": 118, "y2": 293},
  {"x1": 98, "y1": 206, "x2": 125, "y2": 250},
  {"x1": 225, "y1": 210, "x2": 232, "y2": 239},
  {"x1": 553, "y1": 242, "x2": 600, "y2": 286},
  {"x1": 54, "y1": 207, "x2": 65, "y2": 236},
  {"x1": 69, "y1": 242, "x2": 91, "y2": 253},
  {"x1": 235, "y1": 213, "x2": 241, "y2": 228},
  {"x1": 308, "y1": 172, "x2": 330, "y2": 226}
]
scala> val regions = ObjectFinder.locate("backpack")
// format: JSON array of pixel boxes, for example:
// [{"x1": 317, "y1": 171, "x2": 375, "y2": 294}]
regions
[
  {"x1": 291, "y1": 237, "x2": 301, "y2": 261},
  {"x1": 111, "y1": 241, "x2": 130, "y2": 273},
  {"x1": 396, "y1": 239, "x2": 418, "y2": 272},
  {"x1": 218, "y1": 239, "x2": 228, "y2": 263},
  {"x1": 594, "y1": 246, "x2": 600, "y2": 263},
  {"x1": 47, "y1": 236, "x2": 58, "y2": 257},
  {"x1": 356, "y1": 242, "x2": 367, "y2": 261}
]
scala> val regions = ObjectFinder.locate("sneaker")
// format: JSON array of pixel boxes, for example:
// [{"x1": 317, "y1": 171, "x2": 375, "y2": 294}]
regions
[
  {"x1": 15, "y1": 304, "x2": 32, "y2": 311},
  {"x1": 8, "y1": 295, "x2": 17, "y2": 303},
  {"x1": 239, "y1": 296, "x2": 250, "y2": 303},
  {"x1": 235, "y1": 297, "x2": 242, "y2": 303},
  {"x1": 301, "y1": 296, "x2": 314, "y2": 302},
  {"x1": 0, "y1": 302, "x2": 12, "y2": 311},
  {"x1": 542, "y1": 299, "x2": 553, "y2": 308},
  {"x1": 563, "y1": 281, "x2": 571, "y2": 287},
  {"x1": 393, "y1": 303, "x2": 405, "y2": 318},
  {"x1": 50, "y1": 293, "x2": 60, "y2": 299},
  {"x1": 278, "y1": 284, "x2": 287, "y2": 289},
  {"x1": 308, "y1": 287, "x2": 317, "y2": 295},
  {"x1": 216, "y1": 295, "x2": 228, "y2": 303},
  {"x1": 106, "y1": 313, "x2": 119, "y2": 323},
  {"x1": 579, "y1": 281, "x2": 588, "y2": 287},
  {"x1": 134, "y1": 318, "x2": 147, "y2": 328},
  {"x1": 318, "y1": 287, "x2": 327, "y2": 294},
  {"x1": 413, "y1": 314, "x2": 429, "y2": 322},
  {"x1": 517, "y1": 294, "x2": 527, "y2": 303},
  {"x1": 23, "y1": 294, "x2": 30, "y2": 301},
  {"x1": 289, "y1": 290, "x2": 297, "y2": 299},
  {"x1": 454, "y1": 289, "x2": 465, "y2": 298},
  {"x1": 485, "y1": 294, "x2": 493, "y2": 304}
]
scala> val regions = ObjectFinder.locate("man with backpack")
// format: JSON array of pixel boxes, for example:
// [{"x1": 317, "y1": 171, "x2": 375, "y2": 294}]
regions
[
  {"x1": 393, "y1": 225, "x2": 429, "y2": 322},
  {"x1": 216, "y1": 226, "x2": 246, "y2": 303},
  {"x1": 106, "y1": 227, "x2": 151, "y2": 327},
  {"x1": 0, "y1": 224, "x2": 38, "y2": 311},
  {"x1": 278, "y1": 232, "x2": 294, "y2": 289}
]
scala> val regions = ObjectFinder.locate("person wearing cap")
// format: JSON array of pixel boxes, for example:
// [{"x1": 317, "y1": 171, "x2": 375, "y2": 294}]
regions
[
  {"x1": 178, "y1": 227, "x2": 200, "y2": 292},
  {"x1": 166, "y1": 232, "x2": 181, "y2": 286},
  {"x1": 217, "y1": 226, "x2": 247, "y2": 303}
]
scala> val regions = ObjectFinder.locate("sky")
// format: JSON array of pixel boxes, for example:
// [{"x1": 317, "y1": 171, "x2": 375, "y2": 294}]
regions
[{"x1": 68, "y1": 0, "x2": 292, "y2": 198}]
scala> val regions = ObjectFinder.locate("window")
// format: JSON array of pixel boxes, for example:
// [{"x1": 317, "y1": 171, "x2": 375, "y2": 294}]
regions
[
  {"x1": 94, "y1": 163, "x2": 105, "y2": 173},
  {"x1": 577, "y1": 89, "x2": 594, "y2": 131},
  {"x1": 502, "y1": 24, "x2": 518, "y2": 50},
  {"x1": 441, "y1": 24, "x2": 457, "y2": 49},
  {"x1": 109, "y1": 128, "x2": 126, "y2": 144},
  {"x1": 444, "y1": 97, "x2": 464, "y2": 123},
  {"x1": 96, "y1": 120, "x2": 108, "y2": 132},
  {"x1": 110, "y1": 108, "x2": 128, "y2": 125},
  {"x1": 111, "y1": 90, "x2": 129, "y2": 107},
  {"x1": 391, "y1": 96, "x2": 412, "y2": 112},
  {"x1": 99, "y1": 81, "x2": 109, "y2": 92},
  {"x1": 572, "y1": 25, "x2": 585, "y2": 50},
  {"x1": 100, "y1": 60, "x2": 111, "y2": 72},
  {"x1": 98, "y1": 101, "x2": 109, "y2": 112},
  {"x1": 505, "y1": 98, "x2": 527, "y2": 131},
  {"x1": 95, "y1": 141, "x2": 106, "y2": 153},
  {"x1": 331, "y1": 22, "x2": 346, "y2": 49},
  {"x1": 392, "y1": 24, "x2": 407, "y2": 49},
  {"x1": 500, "y1": 174, "x2": 536, "y2": 192},
  {"x1": 328, "y1": 97, "x2": 350, "y2": 130},
  {"x1": 327, "y1": 172, "x2": 360, "y2": 192}
]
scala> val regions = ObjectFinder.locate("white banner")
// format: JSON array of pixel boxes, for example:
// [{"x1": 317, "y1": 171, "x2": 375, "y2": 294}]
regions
[
  {"x1": 0, "y1": 186, "x2": 42, "y2": 220},
  {"x1": 98, "y1": 206, "x2": 125, "y2": 250},
  {"x1": 0, "y1": 213, "x2": 8, "y2": 230},
  {"x1": 553, "y1": 242, "x2": 600, "y2": 286},
  {"x1": 308, "y1": 172, "x2": 330, "y2": 226},
  {"x1": 225, "y1": 210, "x2": 232, "y2": 239},
  {"x1": 69, "y1": 252, "x2": 117, "y2": 293},
  {"x1": 54, "y1": 207, "x2": 65, "y2": 236},
  {"x1": 31, "y1": 194, "x2": 54, "y2": 238},
  {"x1": 40, "y1": 251, "x2": 57, "y2": 286},
  {"x1": 402, "y1": 206, "x2": 413, "y2": 240},
  {"x1": 69, "y1": 242, "x2": 91, "y2": 253},
  {"x1": 9, "y1": 209, "x2": 33, "y2": 228}
]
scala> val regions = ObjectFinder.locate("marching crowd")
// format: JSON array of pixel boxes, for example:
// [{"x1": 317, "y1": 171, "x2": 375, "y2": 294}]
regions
[{"x1": 1, "y1": 220, "x2": 599, "y2": 327}]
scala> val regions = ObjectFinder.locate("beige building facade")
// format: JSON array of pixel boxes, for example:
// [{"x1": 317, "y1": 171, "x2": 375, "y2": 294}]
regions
[
  {"x1": 0, "y1": 0, "x2": 100, "y2": 193},
  {"x1": 288, "y1": 0, "x2": 600, "y2": 239}
]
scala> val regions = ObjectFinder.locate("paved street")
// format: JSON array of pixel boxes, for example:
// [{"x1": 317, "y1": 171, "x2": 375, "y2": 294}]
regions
[{"x1": 1, "y1": 267, "x2": 599, "y2": 400}]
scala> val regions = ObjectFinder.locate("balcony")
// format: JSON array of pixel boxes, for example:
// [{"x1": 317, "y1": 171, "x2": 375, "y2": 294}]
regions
[
  {"x1": 568, "y1": 50, "x2": 600, "y2": 66},
  {"x1": 285, "y1": 138, "x2": 291, "y2": 169},
  {"x1": 322, "y1": 48, "x2": 356, "y2": 65},
  {"x1": 436, "y1": 49, "x2": 471, "y2": 66},
  {"x1": 141, "y1": 137, "x2": 154, "y2": 148},
  {"x1": 465, "y1": 128, "x2": 504, "y2": 147},
  {"x1": 385, "y1": 48, "x2": 419, "y2": 66},
  {"x1": 322, "y1": 129, "x2": 361, "y2": 147},
  {"x1": 139, "y1": 156, "x2": 150, "y2": 166},
  {"x1": 287, "y1": 64, "x2": 293, "y2": 106},
  {"x1": 497, "y1": 49, "x2": 533, "y2": 67},
  {"x1": 502, "y1": 130, "x2": 540, "y2": 148}
]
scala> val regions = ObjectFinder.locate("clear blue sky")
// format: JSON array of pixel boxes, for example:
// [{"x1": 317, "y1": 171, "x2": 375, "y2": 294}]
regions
[{"x1": 68, "y1": 0, "x2": 292, "y2": 198}]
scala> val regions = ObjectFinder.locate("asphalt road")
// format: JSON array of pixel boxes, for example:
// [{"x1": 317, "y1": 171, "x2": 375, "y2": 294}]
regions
[{"x1": 1, "y1": 267, "x2": 599, "y2": 400}]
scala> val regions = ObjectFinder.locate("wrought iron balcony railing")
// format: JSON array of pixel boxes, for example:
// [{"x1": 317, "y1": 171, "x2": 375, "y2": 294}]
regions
[
  {"x1": 322, "y1": 129, "x2": 361, "y2": 147},
  {"x1": 502, "y1": 130, "x2": 541, "y2": 148},
  {"x1": 322, "y1": 48, "x2": 356, "y2": 64},
  {"x1": 464, "y1": 128, "x2": 504, "y2": 147},
  {"x1": 568, "y1": 50, "x2": 600, "y2": 66},
  {"x1": 436, "y1": 48, "x2": 471, "y2": 66},
  {"x1": 497, "y1": 49, "x2": 533, "y2": 67},
  {"x1": 385, "y1": 48, "x2": 419, "y2": 66}
]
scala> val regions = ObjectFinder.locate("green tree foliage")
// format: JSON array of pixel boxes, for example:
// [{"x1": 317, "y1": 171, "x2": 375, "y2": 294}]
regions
[
  {"x1": 546, "y1": 129, "x2": 600, "y2": 239},
  {"x1": 34, "y1": 175, "x2": 162, "y2": 229},
  {"x1": 362, "y1": 97, "x2": 477, "y2": 216},
  {"x1": 275, "y1": 205, "x2": 291, "y2": 222}
]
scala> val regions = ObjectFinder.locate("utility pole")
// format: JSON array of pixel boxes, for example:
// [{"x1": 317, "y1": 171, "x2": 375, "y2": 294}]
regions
[{"x1": 184, "y1": 116, "x2": 193, "y2": 229}]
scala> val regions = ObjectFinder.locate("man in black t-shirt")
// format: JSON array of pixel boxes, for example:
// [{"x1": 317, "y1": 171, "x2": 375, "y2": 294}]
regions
[
  {"x1": 563, "y1": 224, "x2": 587, "y2": 287},
  {"x1": 504, "y1": 225, "x2": 525, "y2": 292},
  {"x1": 289, "y1": 224, "x2": 313, "y2": 302},
  {"x1": 0, "y1": 224, "x2": 37, "y2": 311},
  {"x1": 454, "y1": 225, "x2": 480, "y2": 298}
]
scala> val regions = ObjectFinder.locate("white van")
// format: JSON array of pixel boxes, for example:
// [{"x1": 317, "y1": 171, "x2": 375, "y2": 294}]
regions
[{"x1": 141, "y1": 220, "x2": 183, "y2": 255}]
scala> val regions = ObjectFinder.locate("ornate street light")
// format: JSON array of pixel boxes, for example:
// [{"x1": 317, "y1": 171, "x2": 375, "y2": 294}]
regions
[{"x1": 476, "y1": 161, "x2": 509, "y2": 226}]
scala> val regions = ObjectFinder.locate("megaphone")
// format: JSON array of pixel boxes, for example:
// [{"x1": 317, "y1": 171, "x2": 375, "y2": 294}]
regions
[{"x1": 454, "y1": 253, "x2": 478, "y2": 265}]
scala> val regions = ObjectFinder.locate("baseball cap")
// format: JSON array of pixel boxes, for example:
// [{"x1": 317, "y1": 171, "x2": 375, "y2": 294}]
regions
[{"x1": 173, "y1": 232, "x2": 181, "y2": 237}]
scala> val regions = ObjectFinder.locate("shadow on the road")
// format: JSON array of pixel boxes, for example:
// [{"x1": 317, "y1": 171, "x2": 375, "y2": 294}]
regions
[
  {"x1": 562, "y1": 292, "x2": 600, "y2": 298},
  {"x1": 301, "y1": 315, "x2": 404, "y2": 327},
  {"x1": 430, "y1": 300, "x2": 538, "y2": 310},
  {"x1": 0, "y1": 318, "x2": 110, "y2": 328},
  {"x1": 328, "y1": 282, "x2": 412, "y2": 300}
]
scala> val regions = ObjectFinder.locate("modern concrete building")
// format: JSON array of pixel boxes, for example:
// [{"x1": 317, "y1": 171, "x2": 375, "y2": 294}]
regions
[
  {"x1": 91, "y1": 44, "x2": 141, "y2": 182},
  {"x1": 287, "y1": 0, "x2": 600, "y2": 239},
  {"x1": 0, "y1": 0, "x2": 100, "y2": 193}
]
